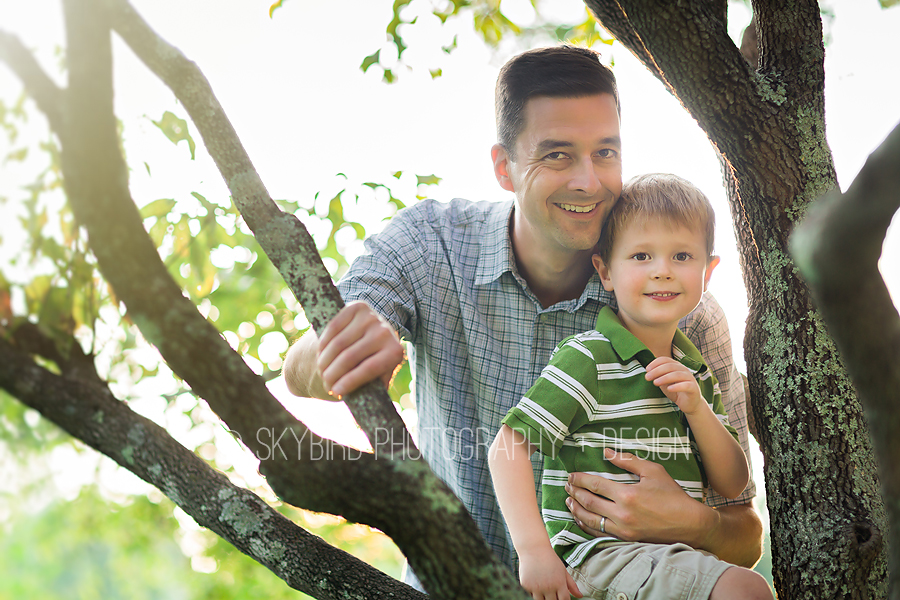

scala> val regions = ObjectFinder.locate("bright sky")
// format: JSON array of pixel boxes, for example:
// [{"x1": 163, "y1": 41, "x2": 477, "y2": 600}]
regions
[{"x1": 1, "y1": 0, "x2": 899, "y2": 528}]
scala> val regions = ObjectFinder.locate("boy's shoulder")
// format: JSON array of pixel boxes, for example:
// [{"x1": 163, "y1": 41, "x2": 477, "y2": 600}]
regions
[{"x1": 550, "y1": 328, "x2": 618, "y2": 362}]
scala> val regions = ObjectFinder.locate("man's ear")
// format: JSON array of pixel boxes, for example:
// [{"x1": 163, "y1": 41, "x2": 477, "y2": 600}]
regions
[
  {"x1": 593, "y1": 254, "x2": 615, "y2": 292},
  {"x1": 491, "y1": 144, "x2": 515, "y2": 192},
  {"x1": 704, "y1": 255, "x2": 720, "y2": 291}
]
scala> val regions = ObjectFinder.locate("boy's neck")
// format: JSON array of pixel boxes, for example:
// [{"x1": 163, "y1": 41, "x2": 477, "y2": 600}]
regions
[{"x1": 614, "y1": 313, "x2": 678, "y2": 358}]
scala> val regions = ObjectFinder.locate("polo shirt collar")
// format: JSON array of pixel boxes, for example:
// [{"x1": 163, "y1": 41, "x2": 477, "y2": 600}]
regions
[{"x1": 596, "y1": 305, "x2": 707, "y2": 373}]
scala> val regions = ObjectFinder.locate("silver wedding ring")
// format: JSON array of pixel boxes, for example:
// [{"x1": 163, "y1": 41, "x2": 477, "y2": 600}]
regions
[{"x1": 600, "y1": 516, "x2": 607, "y2": 534}]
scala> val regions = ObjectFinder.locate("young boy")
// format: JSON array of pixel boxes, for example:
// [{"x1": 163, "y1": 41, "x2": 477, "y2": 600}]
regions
[{"x1": 488, "y1": 174, "x2": 772, "y2": 600}]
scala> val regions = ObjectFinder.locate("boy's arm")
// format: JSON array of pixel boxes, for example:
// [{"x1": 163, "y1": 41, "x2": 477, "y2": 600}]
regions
[
  {"x1": 488, "y1": 425, "x2": 581, "y2": 600},
  {"x1": 645, "y1": 356, "x2": 749, "y2": 499}
]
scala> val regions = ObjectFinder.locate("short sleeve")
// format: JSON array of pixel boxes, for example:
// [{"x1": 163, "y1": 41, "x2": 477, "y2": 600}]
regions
[
  {"x1": 336, "y1": 205, "x2": 429, "y2": 342},
  {"x1": 501, "y1": 336, "x2": 597, "y2": 458}
]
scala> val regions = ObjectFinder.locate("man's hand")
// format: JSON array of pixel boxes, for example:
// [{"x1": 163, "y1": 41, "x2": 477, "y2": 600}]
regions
[
  {"x1": 316, "y1": 301, "x2": 404, "y2": 397},
  {"x1": 283, "y1": 301, "x2": 403, "y2": 399},
  {"x1": 645, "y1": 356, "x2": 704, "y2": 415},
  {"x1": 564, "y1": 448, "x2": 711, "y2": 546},
  {"x1": 518, "y1": 546, "x2": 582, "y2": 600}
]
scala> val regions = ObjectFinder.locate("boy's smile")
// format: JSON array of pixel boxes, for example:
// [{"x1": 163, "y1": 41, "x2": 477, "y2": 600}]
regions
[{"x1": 593, "y1": 219, "x2": 719, "y2": 353}]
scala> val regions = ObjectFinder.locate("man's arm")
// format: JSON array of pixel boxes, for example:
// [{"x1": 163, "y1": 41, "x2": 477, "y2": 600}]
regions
[
  {"x1": 282, "y1": 301, "x2": 404, "y2": 399},
  {"x1": 565, "y1": 450, "x2": 763, "y2": 567}
]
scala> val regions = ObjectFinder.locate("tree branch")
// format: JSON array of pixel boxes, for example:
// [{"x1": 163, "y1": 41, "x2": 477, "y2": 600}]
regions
[
  {"x1": 0, "y1": 29, "x2": 64, "y2": 132},
  {"x1": 97, "y1": 0, "x2": 410, "y2": 462},
  {"x1": 49, "y1": 1, "x2": 526, "y2": 597},
  {"x1": 791, "y1": 121, "x2": 900, "y2": 590},
  {"x1": 584, "y1": 0, "x2": 802, "y2": 193},
  {"x1": 0, "y1": 337, "x2": 424, "y2": 600}
]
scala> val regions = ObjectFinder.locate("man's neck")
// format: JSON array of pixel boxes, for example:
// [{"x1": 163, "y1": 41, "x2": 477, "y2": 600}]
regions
[
  {"x1": 509, "y1": 211, "x2": 596, "y2": 308},
  {"x1": 514, "y1": 250, "x2": 596, "y2": 308}
]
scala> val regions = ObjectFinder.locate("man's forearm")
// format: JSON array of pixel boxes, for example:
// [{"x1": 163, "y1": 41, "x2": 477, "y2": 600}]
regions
[
  {"x1": 695, "y1": 503, "x2": 764, "y2": 568},
  {"x1": 282, "y1": 332, "x2": 332, "y2": 400}
]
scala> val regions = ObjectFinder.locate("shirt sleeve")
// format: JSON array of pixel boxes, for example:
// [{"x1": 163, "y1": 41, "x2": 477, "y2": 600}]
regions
[
  {"x1": 501, "y1": 336, "x2": 597, "y2": 459},
  {"x1": 680, "y1": 293, "x2": 757, "y2": 506},
  {"x1": 335, "y1": 204, "x2": 429, "y2": 342}
]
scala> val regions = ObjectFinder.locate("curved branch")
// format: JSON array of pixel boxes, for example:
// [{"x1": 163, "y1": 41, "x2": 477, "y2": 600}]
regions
[
  {"x1": 791, "y1": 122, "x2": 900, "y2": 590},
  {"x1": 0, "y1": 337, "x2": 424, "y2": 600},
  {"x1": 0, "y1": 29, "x2": 64, "y2": 132},
  {"x1": 51, "y1": 2, "x2": 526, "y2": 597},
  {"x1": 584, "y1": 0, "x2": 803, "y2": 192},
  {"x1": 98, "y1": 0, "x2": 410, "y2": 460}
]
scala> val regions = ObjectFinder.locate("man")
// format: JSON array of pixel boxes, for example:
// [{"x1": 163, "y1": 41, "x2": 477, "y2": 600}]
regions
[{"x1": 283, "y1": 45, "x2": 762, "y2": 584}]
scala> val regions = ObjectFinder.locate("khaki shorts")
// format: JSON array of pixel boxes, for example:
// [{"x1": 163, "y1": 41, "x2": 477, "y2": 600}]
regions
[{"x1": 567, "y1": 542, "x2": 732, "y2": 600}]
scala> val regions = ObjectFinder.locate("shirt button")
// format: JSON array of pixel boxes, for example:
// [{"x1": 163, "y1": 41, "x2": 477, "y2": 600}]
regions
[{"x1": 616, "y1": 594, "x2": 628, "y2": 600}]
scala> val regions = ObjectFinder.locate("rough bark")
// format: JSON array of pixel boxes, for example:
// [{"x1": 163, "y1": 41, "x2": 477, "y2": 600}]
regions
[
  {"x1": 792, "y1": 121, "x2": 900, "y2": 599},
  {"x1": 584, "y1": 1, "x2": 886, "y2": 597},
  {"x1": 2, "y1": 1, "x2": 528, "y2": 598},
  {"x1": 0, "y1": 329, "x2": 424, "y2": 600}
]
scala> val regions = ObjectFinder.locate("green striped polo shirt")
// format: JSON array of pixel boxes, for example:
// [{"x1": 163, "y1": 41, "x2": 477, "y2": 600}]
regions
[{"x1": 501, "y1": 305, "x2": 738, "y2": 568}]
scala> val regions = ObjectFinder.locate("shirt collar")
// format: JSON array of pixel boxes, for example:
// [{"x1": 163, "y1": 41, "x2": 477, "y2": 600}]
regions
[
  {"x1": 595, "y1": 305, "x2": 707, "y2": 373},
  {"x1": 475, "y1": 200, "x2": 516, "y2": 286}
]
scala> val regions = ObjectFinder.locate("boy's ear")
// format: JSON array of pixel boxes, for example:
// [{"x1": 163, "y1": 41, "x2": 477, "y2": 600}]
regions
[
  {"x1": 491, "y1": 144, "x2": 515, "y2": 192},
  {"x1": 593, "y1": 254, "x2": 615, "y2": 292},
  {"x1": 704, "y1": 255, "x2": 720, "y2": 291}
]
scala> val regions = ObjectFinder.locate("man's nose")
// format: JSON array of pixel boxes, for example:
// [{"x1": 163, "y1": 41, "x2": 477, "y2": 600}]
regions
[{"x1": 567, "y1": 156, "x2": 601, "y2": 195}]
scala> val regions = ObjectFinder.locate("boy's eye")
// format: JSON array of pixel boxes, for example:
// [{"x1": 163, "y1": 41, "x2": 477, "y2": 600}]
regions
[
  {"x1": 632, "y1": 252, "x2": 650, "y2": 261},
  {"x1": 674, "y1": 252, "x2": 693, "y2": 261}
]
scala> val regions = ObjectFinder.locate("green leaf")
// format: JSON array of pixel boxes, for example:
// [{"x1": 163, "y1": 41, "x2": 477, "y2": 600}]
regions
[
  {"x1": 4, "y1": 147, "x2": 28, "y2": 163},
  {"x1": 269, "y1": 0, "x2": 286, "y2": 17},
  {"x1": 140, "y1": 198, "x2": 177, "y2": 220},
  {"x1": 880, "y1": 0, "x2": 900, "y2": 6},
  {"x1": 360, "y1": 50, "x2": 381, "y2": 73},
  {"x1": 416, "y1": 174, "x2": 442, "y2": 187},
  {"x1": 150, "y1": 111, "x2": 196, "y2": 160},
  {"x1": 429, "y1": 68, "x2": 443, "y2": 79}
]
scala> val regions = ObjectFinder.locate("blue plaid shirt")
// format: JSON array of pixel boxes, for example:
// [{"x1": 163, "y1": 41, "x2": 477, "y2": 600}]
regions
[{"x1": 336, "y1": 198, "x2": 755, "y2": 574}]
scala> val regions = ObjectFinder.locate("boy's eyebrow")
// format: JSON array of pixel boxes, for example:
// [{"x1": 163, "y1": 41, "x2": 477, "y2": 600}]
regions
[{"x1": 534, "y1": 136, "x2": 622, "y2": 154}]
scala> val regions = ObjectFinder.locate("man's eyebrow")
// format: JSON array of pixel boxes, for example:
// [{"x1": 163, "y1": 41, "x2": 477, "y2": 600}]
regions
[
  {"x1": 535, "y1": 139, "x2": 573, "y2": 154},
  {"x1": 534, "y1": 136, "x2": 622, "y2": 154}
]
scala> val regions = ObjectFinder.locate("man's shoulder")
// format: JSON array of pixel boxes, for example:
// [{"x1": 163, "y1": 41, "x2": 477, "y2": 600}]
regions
[{"x1": 397, "y1": 198, "x2": 511, "y2": 229}]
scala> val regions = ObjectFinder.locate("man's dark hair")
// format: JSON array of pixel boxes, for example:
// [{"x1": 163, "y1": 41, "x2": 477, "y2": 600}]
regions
[{"x1": 495, "y1": 45, "x2": 619, "y2": 159}]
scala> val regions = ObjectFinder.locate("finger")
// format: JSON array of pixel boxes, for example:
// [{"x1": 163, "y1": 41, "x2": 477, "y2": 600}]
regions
[
  {"x1": 564, "y1": 487, "x2": 616, "y2": 530},
  {"x1": 325, "y1": 333, "x2": 403, "y2": 396},
  {"x1": 649, "y1": 371, "x2": 690, "y2": 387},
  {"x1": 566, "y1": 572, "x2": 583, "y2": 598},
  {"x1": 603, "y1": 447, "x2": 650, "y2": 475}
]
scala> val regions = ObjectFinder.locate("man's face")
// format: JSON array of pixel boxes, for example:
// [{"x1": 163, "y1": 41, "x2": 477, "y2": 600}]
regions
[{"x1": 493, "y1": 94, "x2": 622, "y2": 258}]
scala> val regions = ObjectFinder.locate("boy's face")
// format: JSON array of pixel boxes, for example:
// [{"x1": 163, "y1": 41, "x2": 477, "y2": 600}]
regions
[{"x1": 592, "y1": 219, "x2": 719, "y2": 335}]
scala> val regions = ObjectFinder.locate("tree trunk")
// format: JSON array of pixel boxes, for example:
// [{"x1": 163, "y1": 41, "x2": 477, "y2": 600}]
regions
[{"x1": 584, "y1": 1, "x2": 886, "y2": 597}]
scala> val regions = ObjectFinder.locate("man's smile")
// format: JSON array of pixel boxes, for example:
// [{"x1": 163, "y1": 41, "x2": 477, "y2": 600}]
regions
[{"x1": 556, "y1": 202, "x2": 599, "y2": 213}]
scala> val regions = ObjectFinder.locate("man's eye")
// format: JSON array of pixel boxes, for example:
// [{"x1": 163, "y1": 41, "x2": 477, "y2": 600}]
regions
[
  {"x1": 597, "y1": 148, "x2": 619, "y2": 159},
  {"x1": 674, "y1": 252, "x2": 693, "y2": 261},
  {"x1": 544, "y1": 152, "x2": 567, "y2": 160}
]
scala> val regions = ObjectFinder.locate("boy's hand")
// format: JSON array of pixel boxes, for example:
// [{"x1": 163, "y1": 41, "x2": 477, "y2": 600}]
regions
[
  {"x1": 518, "y1": 546, "x2": 582, "y2": 600},
  {"x1": 645, "y1": 357, "x2": 704, "y2": 415}
]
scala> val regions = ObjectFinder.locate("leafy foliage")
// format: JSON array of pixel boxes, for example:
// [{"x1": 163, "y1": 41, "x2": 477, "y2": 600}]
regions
[{"x1": 356, "y1": 0, "x2": 612, "y2": 82}]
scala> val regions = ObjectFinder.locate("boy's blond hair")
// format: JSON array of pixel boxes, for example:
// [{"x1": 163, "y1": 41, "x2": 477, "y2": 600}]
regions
[{"x1": 597, "y1": 173, "x2": 716, "y2": 266}]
